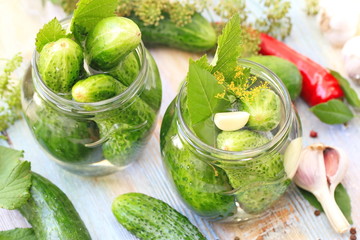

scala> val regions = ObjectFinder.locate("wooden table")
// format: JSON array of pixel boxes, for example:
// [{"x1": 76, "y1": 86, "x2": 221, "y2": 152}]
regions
[{"x1": 1, "y1": 0, "x2": 359, "y2": 239}]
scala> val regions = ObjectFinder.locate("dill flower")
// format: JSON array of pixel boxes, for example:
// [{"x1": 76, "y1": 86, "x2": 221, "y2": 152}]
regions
[{"x1": 0, "y1": 53, "x2": 23, "y2": 134}]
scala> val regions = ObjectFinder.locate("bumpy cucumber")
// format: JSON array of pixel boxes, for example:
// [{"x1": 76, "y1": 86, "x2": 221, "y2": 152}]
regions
[
  {"x1": 31, "y1": 99, "x2": 100, "y2": 163},
  {"x1": 72, "y1": 74, "x2": 124, "y2": 102},
  {"x1": 38, "y1": 38, "x2": 83, "y2": 93},
  {"x1": 98, "y1": 96, "x2": 156, "y2": 166},
  {"x1": 217, "y1": 130, "x2": 289, "y2": 214},
  {"x1": 241, "y1": 89, "x2": 281, "y2": 131},
  {"x1": 86, "y1": 17, "x2": 141, "y2": 70},
  {"x1": 112, "y1": 193, "x2": 206, "y2": 240},
  {"x1": 108, "y1": 50, "x2": 162, "y2": 111},
  {"x1": 108, "y1": 51, "x2": 140, "y2": 88},
  {"x1": 160, "y1": 100, "x2": 236, "y2": 219},
  {"x1": 19, "y1": 173, "x2": 91, "y2": 240},
  {"x1": 130, "y1": 13, "x2": 216, "y2": 52},
  {"x1": 72, "y1": 74, "x2": 156, "y2": 166}
]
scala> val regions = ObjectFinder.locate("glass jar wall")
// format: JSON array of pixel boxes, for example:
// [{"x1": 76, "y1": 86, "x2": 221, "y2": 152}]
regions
[
  {"x1": 21, "y1": 20, "x2": 162, "y2": 176},
  {"x1": 160, "y1": 59, "x2": 302, "y2": 222}
]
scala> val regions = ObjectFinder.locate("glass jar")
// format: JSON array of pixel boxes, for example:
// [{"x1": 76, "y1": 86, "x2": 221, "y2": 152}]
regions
[
  {"x1": 21, "y1": 19, "x2": 162, "y2": 176},
  {"x1": 160, "y1": 59, "x2": 302, "y2": 223}
]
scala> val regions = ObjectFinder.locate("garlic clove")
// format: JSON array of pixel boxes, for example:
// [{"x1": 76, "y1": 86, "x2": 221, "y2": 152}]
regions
[
  {"x1": 283, "y1": 137, "x2": 303, "y2": 179},
  {"x1": 317, "y1": 0, "x2": 360, "y2": 47},
  {"x1": 214, "y1": 111, "x2": 250, "y2": 131},
  {"x1": 293, "y1": 143, "x2": 328, "y2": 191},
  {"x1": 324, "y1": 146, "x2": 349, "y2": 196},
  {"x1": 342, "y1": 36, "x2": 360, "y2": 84},
  {"x1": 316, "y1": 187, "x2": 350, "y2": 233},
  {"x1": 294, "y1": 143, "x2": 350, "y2": 233}
]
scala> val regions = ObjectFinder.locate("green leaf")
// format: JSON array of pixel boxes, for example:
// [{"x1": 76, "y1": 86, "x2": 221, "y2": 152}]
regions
[
  {"x1": 330, "y1": 70, "x2": 360, "y2": 108},
  {"x1": 299, "y1": 184, "x2": 353, "y2": 224},
  {"x1": 0, "y1": 228, "x2": 36, "y2": 240},
  {"x1": 310, "y1": 99, "x2": 354, "y2": 124},
  {"x1": 70, "y1": 0, "x2": 118, "y2": 42},
  {"x1": 194, "y1": 55, "x2": 211, "y2": 71},
  {"x1": 187, "y1": 61, "x2": 225, "y2": 146},
  {"x1": 0, "y1": 146, "x2": 31, "y2": 210},
  {"x1": 211, "y1": 14, "x2": 242, "y2": 80},
  {"x1": 35, "y1": 18, "x2": 67, "y2": 52},
  {"x1": 0, "y1": 146, "x2": 24, "y2": 179}
]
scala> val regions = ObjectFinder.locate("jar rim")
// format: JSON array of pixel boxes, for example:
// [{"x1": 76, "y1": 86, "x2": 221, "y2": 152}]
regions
[
  {"x1": 31, "y1": 17, "x2": 148, "y2": 114},
  {"x1": 176, "y1": 59, "x2": 293, "y2": 160}
]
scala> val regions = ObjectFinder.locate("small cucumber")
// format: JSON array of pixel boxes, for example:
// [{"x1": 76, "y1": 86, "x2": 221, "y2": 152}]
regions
[
  {"x1": 32, "y1": 104, "x2": 101, "y2": 163},
  {"x1": 160, "y1": 100, "x2": 236, "y2": 219},
  {"x1": 19, "y1": 173, "x2": 91, "y2": 240},
  {"x1": 86, "y1": 17, "x2": 141, "y2": 71},
  {"x1": 216, "y1": 130, "x2": 289, "y2": 214},
  {"x1": 108, "y1": 50, "x2": 162, "y2": 111},
  {"x1": 72, "y1": 74, "x2": 124, "y2": 102},
  {"x1": 112, "y1": 193, "x2": 206, "y2": 240},
  {"x1": 241, "y1": 89, "x2": 281, "y2": 131},
  {"x1": 130, "y1": 13, "x2": 217, "y2": 52},
  {"x1": 71, "y1": 73, "x2": 156, "y2": 166},
  {"x1": 38, "y1": 38, "x2": 83, "y2": 93}
]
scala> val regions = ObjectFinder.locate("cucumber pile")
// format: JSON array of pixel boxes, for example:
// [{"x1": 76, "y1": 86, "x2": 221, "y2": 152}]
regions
[{"x1": 33, "y1": 12, "x2": 161, "y2": 166}]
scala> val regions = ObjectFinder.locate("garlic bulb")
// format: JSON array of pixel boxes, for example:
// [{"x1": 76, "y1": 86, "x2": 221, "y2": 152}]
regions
[
  {"x1": 294, "y1": 143, "x2": 350, "y2": 233},
  {"x1": 342, "y1": 36, "x2": 360, "y2": 84},
  {"x1": 317, "y1": 0, "x2": 360, "y2": 47}
]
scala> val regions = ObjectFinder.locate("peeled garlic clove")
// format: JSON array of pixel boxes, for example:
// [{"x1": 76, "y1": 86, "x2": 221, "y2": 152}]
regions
[
  {"x1": 214, "y1": 111, "x2": 250, "y2": 131},
  {"x1": 294, "y1": 143, "x2": 350, "y2": 233},
  {"x1": 283, "y1": 137, "x2": 303, "y2": 179},
  {"x1": 324, "y1": 146, "x2": 349, "y2": 195}
]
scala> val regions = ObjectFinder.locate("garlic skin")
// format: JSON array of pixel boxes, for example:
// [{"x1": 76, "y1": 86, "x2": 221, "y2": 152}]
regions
[
  {"x1": 317, "y1": 0, "x2": 360, "y2": 47},
  {"x1": 294, "y1": 143, "x2": 350, "y2": 233},
  {"x1": 214, "y1": 111, "x2": 250, "y2": 131},
  {"x1": 342, "y1": 36, "x2": 360, "y2": 84}
]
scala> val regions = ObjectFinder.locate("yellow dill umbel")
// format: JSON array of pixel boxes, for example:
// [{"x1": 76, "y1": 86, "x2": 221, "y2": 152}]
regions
[{"x1": 213, "y1": 66, "x2": 269, "y2": 103}]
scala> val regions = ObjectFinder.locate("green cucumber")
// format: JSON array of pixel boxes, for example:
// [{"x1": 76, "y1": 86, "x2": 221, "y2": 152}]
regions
[
  {"x1": 19, "y1": 173, "x2": 91, "y2": 240},
  {"x1": 112, "y1": 193, "x2": 206, "y2": 240},
  {"x1": 31, "y1": 100, "x2": 101, "y2": 163},
  {"x1": 160, "y1": 100, "x2": 236, "y2": 219},
  {"x1": 72, "y1": 74, "x2": 124, "y2": 102},
  {"x1": 108, "y1": 50, "x2": 162, "y2": 111},
  {"x1": 247, "y1": 56, "x2": 302, "y2": 100},
  {"x1": 108, "y1": 51, "x2": 140, "y2": 88},
  {"x1": 38, "y1": 38, "x2": 83, "y2": 93},
  {"x1": 217, "y1": 130, "x2": 290, "y2": 214},
  {"x1": 97, "y1": 95, "x2": 156, "y2": 166},
  {"x1": 241, "y1": 89, "x2": 281, "y2": 131},
  {"x1": 130, "y1": 13, "x2": 217, "y2": 52},
  {"x1": 86, "y1": 17, "x2": 141, "y2": 71},
  {"x1": 71, "y1": 73, "x2": 156, "y2": 166}
]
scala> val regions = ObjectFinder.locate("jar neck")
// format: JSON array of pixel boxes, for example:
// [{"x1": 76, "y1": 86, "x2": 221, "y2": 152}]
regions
[
  {"x1": 175, "y1": 59, "x2": 293, "y2": 161},
  {"x1": 32, "y1": 42, "x2": 149, "y2": 114}
]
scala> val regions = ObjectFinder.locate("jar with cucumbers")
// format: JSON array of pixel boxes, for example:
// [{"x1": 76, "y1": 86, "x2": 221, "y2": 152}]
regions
[
  {"x1": 22, "y1": 15, "x2": 162, "y2": 176},
  {"x1": 160, "y1": 58, "x2": 302, "y2": 222}
]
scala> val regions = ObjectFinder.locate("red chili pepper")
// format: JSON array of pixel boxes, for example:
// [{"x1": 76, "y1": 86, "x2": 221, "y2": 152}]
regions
[{"x1": 259, "y1": 33, "x2": 344, "y2": 106}]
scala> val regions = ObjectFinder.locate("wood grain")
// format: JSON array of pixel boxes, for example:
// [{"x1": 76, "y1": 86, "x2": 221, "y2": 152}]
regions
[{"x1": 1, "y1": 0, "x2": 359, "y2": 239}]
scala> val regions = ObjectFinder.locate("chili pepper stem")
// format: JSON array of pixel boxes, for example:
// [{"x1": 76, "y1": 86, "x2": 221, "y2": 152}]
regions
[{"x1": 314, "y1": 188, "x2": 350, "y2": 233}]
